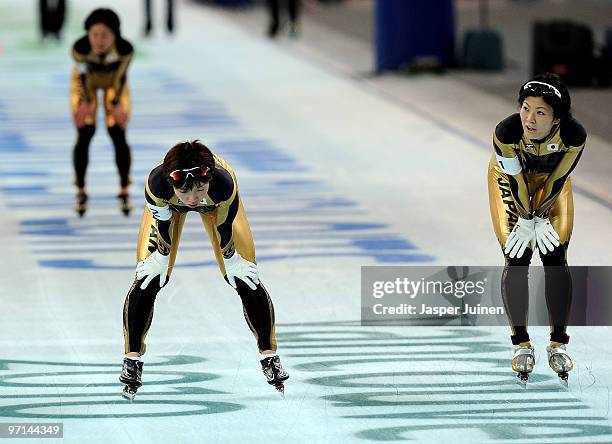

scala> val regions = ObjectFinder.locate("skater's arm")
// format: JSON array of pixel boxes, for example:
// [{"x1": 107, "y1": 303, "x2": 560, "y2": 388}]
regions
[
  {"x1": 111, "y1": 39, "x2": 133, "y2": 106},
  {"x1": 71, "y1": 37, "x2": 93, "y2": 103},
  {"x1": 533, "y1": 120, "x2": 586, "y2": 217},
  {"x1": 493, "y1": 116, "x2": 532, "y2": 218},
  {"x1": 145, "y1": 166, "x2": 174, "y2": 256},
  {"x1": 216, "y1": 193, "x2": 239, "y2": 259},
  {"x1": 209, "y1": 166, "x2": 239, "y2": 259}
]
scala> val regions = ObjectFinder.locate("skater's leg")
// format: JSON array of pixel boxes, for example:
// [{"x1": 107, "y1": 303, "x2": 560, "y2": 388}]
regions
[
  {"x1": 166, "y1": 0, "x2": 174, "y2": 33},
  {"x1": 488, "y1": 157, "x2": 534, "y2": 344},
  {"x1": 104, "y1": 84, "x2": 132, "y2": 189},
  {"x1": 201, "y1": 200, "x2": 277, "y2": 354},
  {"x1": 107, "y1": 125, "x2": 131, "y2": 189},
  {"x1": 288, "y1": 0, "x2": 300, "y2": 23},
  {"x1": 533, "y1": 177, "x2": 574, "y2": 345},
  {"x1": 266, "y1": 0, "x2": 280, "y2": 37},
  {"x1": 71, "y1": 69, "x2": 97, "y2": 191},
  {"x1": 124, "y1": 208, "x2": 186, "y2": 355},
  {"x1": 73, "y1": 125, "x2": 96, "y2": 190},
  {"x1": 541, "y1": 245, "x2": 571, "y2": 344},
  {"x1": 502, "y1": 252, "x2": 533, "y2": 345},
  {"x1": 123, "y1": 276, "x2": 163, "y2": 356},
  {"x1": 144, "y1": 0, "x2": 153, "y2": 35},
  {"x1": 232, "y1": 279, "x2": 277, "y2": 354}
]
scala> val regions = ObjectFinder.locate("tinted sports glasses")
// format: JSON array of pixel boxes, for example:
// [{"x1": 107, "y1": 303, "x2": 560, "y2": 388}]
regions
[
  {"x1": 522, "y1": 81, "x2": 562, "y2": 99},
  {"x1": 168, "y1": 166, "x2": 210, "y2": 187}
]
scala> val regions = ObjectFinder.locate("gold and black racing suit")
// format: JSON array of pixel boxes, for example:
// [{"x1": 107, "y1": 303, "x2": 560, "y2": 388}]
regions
[{"x1": 488, "y1": 113, "x2": 586, "y2": 345}]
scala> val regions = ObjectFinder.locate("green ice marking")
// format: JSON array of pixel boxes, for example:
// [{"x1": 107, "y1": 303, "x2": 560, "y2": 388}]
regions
[
  {"x1": 0, "y1": 399, "x2": 243, "y2": 419},
  {"x1": 0, "y1": 354, "x2": 205, "y2": 369},
  {"x1": 326, "y1": 391, "x2": 580, "y2": 409},
  {"x1": 0, "y1": 355, "x2": 242, "y2": 418},
  {"x1": 323, "y1": 387, "x2": 566, "y2": 407},
  {"x1": 0, "y1": 370, "x2": 218, "y2": 388},
  {"x1": 356, "y1": 422, "x2": 612, "y2": 441},
  {"x1": 306, "y1": 371, "x2": 555, "y2": 389},
  {"x1": 294, "y1": 355, "x2": 507, "y2": 372}
]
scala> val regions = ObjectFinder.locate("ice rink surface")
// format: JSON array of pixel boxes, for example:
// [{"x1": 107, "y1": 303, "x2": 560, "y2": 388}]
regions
[{"x1": 1, "y1": 0, "x2": 611, "y2": 442}]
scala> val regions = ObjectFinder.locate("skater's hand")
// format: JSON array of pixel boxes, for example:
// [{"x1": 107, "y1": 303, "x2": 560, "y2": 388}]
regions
[
  {"x1": 136, "y1": 250, "x2": 169, "y2": 289},
  {"x1": 504, "y1": 217, "x2": 535, "y2": 259},
  {"x1": 224, "y1": 252, "x2": 259, "y2": 290},
  {"x1": 112, "y1": 104, "x2": 129, "y2": 128},
  {"x1": 533, "y1": 216, "x2": 560, "y2": 254},
  {"x1": 75, "y1": 102, "x2": 95, "y2": 127}
]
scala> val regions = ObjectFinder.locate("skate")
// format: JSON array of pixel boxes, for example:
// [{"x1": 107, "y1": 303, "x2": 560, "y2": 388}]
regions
[
  {"x1": 75, "y1": 192, "x2": 88, "y2": 217},
  {"x1": 512, "y1": 344, "x2": 535, "y2": 387},
  {"x1": 117, "y1": 192, "x2": 132, "y2": 217},
  {"x1": 119, "y1": 357, "x2": 143, "y2": 401},
  {"x1": 547, "y1": 344, "x2": 573, "y2": 387},
  {"x1": 260, "y1": 355, "x2": 289, "y2": 395}
]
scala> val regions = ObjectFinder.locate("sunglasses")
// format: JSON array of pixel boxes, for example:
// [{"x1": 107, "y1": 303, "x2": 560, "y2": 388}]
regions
[
  {"x1": 168, "y1": 166, "x2": 210, "y2": 186},
  {"x1": 522, "y1": 81, "x2": 562, "y2": 99}
]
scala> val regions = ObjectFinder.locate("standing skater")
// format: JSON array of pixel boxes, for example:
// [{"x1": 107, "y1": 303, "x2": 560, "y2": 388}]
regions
[
  {"x1": 119, "y1": 140, "x2": 289, "y2": 400},
  {"x1": 266, "y1": 0, "x2": 301, "y2": 38},
  {"x1": 488, "y1": 73, "x2": 586, "y2": 386},
  {"x1": 70, "y1": 8, "x2": 134, "y2": 217},
  {"x1": 39, "y1": 0, "x2": 66, "y2": 40},
  {"x1": 143, "y1": 0, "x2": 175, "y2": 37}
]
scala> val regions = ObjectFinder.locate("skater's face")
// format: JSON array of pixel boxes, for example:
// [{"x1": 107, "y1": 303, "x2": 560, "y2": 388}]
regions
[
  {"x1": 519, "y1": 96, "x2": 560, "y2": 140},
  {"x1": 173, "y1": 183, "x2": 210, "y2": 208},
  {"x1": 88, "y1": 23, "x2": 116, "y2": 55}
]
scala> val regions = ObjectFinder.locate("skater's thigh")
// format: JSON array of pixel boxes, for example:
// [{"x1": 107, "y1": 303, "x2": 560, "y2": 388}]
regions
[
  {"x1": 232, "y1": 198, "x2": 256, "y2": 263},
  {"x1": 487, "y1": 154, "x2": 519, "y2": 248},
  {"x1": 103, "y1": 81, "x2": 131, "y2": 127},
  {"x1": 200, "y1": 212, "x2": 226, "y2": 275},
  {"x1": 70, "y1": 68, "x2": 97, "y2": 126},
  {"x1": 532, "y1": 177, "x2": 574, "y2": 245}
]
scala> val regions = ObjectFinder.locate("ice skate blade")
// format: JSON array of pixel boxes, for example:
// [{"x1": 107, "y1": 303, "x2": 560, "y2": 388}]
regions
[
  {"x1": 275, "y1": 383, "x2": 285, "y2": 398},
  {"x1": 516, "y1": 372, "x2": 529, "y2": 388},
  {"x1": 122, "y1": 385, "x2": 137, "y2": 402}
]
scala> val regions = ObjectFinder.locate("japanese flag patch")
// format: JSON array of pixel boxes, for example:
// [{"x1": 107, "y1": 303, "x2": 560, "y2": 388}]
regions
[{"x1": 547, "y1": 143, "x2": 559, "y2": 151}]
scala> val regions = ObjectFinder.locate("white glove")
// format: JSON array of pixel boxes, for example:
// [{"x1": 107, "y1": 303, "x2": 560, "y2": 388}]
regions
[
  {"x1": 136, "y1": 251, "x2": 169, "y2": 289},
  {"x1": 224, "y1": 252, "x2": 259, "y2": 290},
  {"x1": 504, "y1": 217, "x2": 535, "y2": 259},
  {"x1": 534, "y1": 216, "x2": 560, "y2": 254}
]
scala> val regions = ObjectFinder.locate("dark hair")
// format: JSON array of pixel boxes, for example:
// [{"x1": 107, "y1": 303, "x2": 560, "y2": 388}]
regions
[
  {"x1": 163, "y1": 140, "x2": 215, "y2": 191},
  {"x1": 518, "y1": 73, "x2": 572, "y2": 120},
  {"x1": 84, "y1": 8, "x2": 121, "y2": 37}
]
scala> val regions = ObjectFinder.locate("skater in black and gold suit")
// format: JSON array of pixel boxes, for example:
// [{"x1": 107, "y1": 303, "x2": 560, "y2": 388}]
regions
[
  {"x1": 70, "y1": 8, "x2": 134, "y2": 217},
  {"x1": 119, "y1": 140, "x2": 289, "y2": 400},
  {"x1": 487, "y1": 73, "x2": 586, "y2": 385}
]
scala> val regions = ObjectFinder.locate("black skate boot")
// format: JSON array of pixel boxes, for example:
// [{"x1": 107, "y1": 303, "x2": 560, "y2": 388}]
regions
[
  {"x1": 260, "y1": 355, "x2": 289, "y2": 395},
  {"x1": 75, "y1": 192, "x2": 88, "y2": 217},
  {"x1": 119, "y1": 357, "x2": 143, "y2": 401},
  {"x1": 117, "y1": 192, "x2": 132, "y2": 217}
]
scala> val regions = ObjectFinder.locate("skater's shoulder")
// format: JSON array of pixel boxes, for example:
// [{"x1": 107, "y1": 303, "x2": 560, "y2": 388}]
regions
[
  {"x1": 115, "y1": 38, "x2": 134, "y2": 56},
  {"x1": 208, "y1": 164, "x2": 235, "y2": 203},
  {"x1": 494, "y1": 114, "x2": 523, "y2": 144},
  {"x1": 560, "y1": 118, "x2": 586, "y2": 148},
  {"x1": 146, "y1": 164, "x2": 173, "y2": 200},
  {"x1": 72, "y1": 36, "x2": 91, "y2": 55}
]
